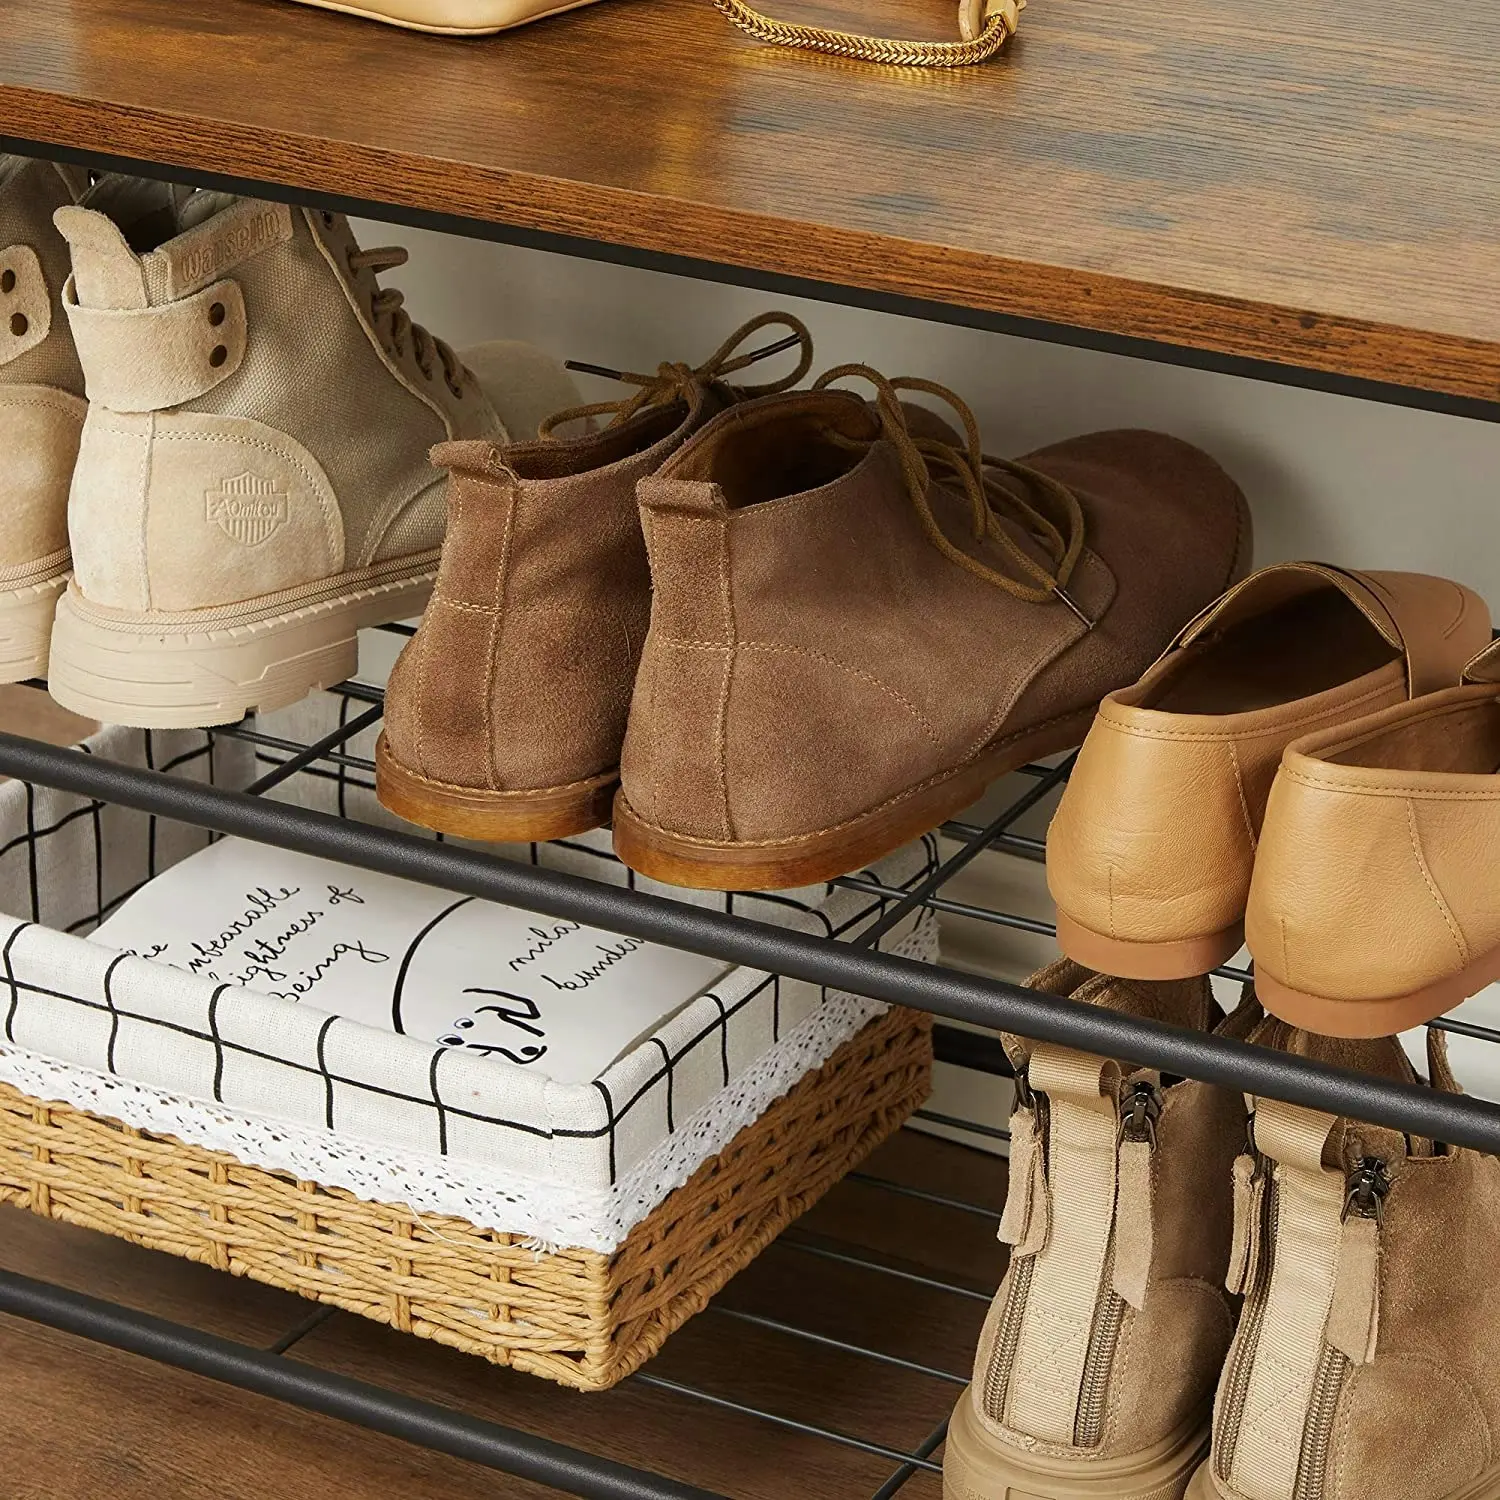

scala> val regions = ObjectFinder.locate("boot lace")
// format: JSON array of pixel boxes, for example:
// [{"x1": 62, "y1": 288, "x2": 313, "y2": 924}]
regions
[
  {"x1": 345, "y1": 245, "x2": 468, "y2": 397},
  {"x1": 813, "y1": 364, "x2": 1091, "y2": 622},
  {"x1": 538, "y1": 310, "x2": 814, "y2": 440}
]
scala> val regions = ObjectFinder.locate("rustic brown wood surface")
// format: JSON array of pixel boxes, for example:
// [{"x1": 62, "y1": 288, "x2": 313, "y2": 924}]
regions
[
  {"x1": 0, "y1": 0, "x2": 1497, "y2": 402},
  {"x1": 0, "y1": 1128, "x2": 1006, "y2": 1498}
]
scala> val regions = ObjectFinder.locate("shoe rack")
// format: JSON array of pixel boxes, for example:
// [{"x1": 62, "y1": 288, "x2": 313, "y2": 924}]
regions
[{"x1": 2, "y1": 0, "x2": 1500, "y2": 1496}]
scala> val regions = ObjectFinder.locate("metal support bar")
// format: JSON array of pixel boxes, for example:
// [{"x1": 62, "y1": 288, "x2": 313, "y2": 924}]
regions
[
  {"x1": 0, "y1": 1272, "x2": 725, "y2": 1500},
  {"x1": 4, "y1": 731, "x2": 1496, "y2": 1154}
]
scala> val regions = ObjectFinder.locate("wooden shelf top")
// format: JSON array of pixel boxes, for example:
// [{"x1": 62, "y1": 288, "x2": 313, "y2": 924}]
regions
[{"x1": 3, "y1": 0, "x2": 1499, "y2": 405}]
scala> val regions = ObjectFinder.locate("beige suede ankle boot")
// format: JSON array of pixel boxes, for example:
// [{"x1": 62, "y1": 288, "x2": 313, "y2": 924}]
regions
[
  {"x1": 0, "y1": 153, "x2": 89, "y2": 680},
  {"x1": 614, "y1": 370, "x2": 1250, "y2": 889},
  {"x1": 1189, "y1": 1023, "x2": 1500, "y2": 1500},
  {"x1": 45, "y1": 188, "x2": 575, "y2": 728},
  {"x1": 375, "y1": 314, "x2": 812, "y2": 842},
  {"x1": 945, "y1": 962, "x2": 1257, "y2": 1500}
]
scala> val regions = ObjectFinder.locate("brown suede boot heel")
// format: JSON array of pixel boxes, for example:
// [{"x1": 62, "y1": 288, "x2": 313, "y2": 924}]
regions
[
  {"x1": 378, "y1": 314, "x2": 813, "y2": 842},
  {"x1": 944, "y1": 961, "x2": 1258, "y2": 1500},
  {"x1": 614, "y1": 368, "x2": 1252, "y2": 890}
]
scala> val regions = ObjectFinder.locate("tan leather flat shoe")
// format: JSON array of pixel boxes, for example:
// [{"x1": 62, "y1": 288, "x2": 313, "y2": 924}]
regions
[
  {"x1": 1047, "y1": 564, "x2": 1492, "y2": 980},
  {"x1": 1245, "y1": 641, "x2": 1500, "y2": 1038}
]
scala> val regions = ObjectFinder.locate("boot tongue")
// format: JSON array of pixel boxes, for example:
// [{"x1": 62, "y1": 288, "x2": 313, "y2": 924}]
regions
[
  {"x1": 78, "y1": 174, "x2": 186, "y2": 252},
  {"x1": 1253, "y1": 1018, "x2": 1436, "y2": 1159},
  {"x1": 177, "y1": 189, "x2": 239, "y2": 233},
  {"x1": 1002, "y1": 961, "x2": 1213, "y2": 1074}
]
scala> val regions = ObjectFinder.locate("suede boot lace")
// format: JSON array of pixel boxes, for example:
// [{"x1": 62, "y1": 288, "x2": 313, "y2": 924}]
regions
[
  {"x1": 537, "y1": 310, "x2": 815, "y2": 439},
  {"x1": 813, "y1": 363, "x2": 1091, "y2": 623},
  {"x1": 346, "y1": 245, "x2": 469, "y2": 397}
]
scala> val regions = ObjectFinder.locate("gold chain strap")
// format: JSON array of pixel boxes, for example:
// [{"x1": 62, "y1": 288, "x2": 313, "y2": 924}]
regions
[{"x1": 711, "y1": 0, "x2": 1021, "y2": 68}]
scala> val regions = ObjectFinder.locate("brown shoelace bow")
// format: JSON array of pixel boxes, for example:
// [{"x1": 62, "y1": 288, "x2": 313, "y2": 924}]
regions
[
  {"x1": 813, "y1": 364, "x2": 1091, "y2": 624},
  {"x1": 538, "y1": 310, "x2": 815, "y2": 440},
  {"x1": 346, "y1": 245, "x2": 469, "y2": 397}
]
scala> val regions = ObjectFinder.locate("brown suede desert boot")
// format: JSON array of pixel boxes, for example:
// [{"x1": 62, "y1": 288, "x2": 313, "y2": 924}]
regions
[
  {"x1": 1047, "y1": 563, "x2": 1491, "y2": 980},
  {"x1": 945, "y1": 961, "x2": 1257, "y2": 1500},
  {"x1": 612, "y1": 367, "x2": 1251, "y2": 890},
  {"x1": 377, "y1": 314, "x2": 813, "y2": 841},
  {"x1": 1189, "y1": 1024, "x2": 1500, "y2": 1500},
  {"x1": 1244, "y1": 640, "x2": 1500, "y2": 1038}
]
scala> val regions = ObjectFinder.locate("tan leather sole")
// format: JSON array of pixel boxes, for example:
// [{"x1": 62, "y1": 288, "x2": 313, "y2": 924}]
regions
[
  {"x1": 375, "y1": 732, "x2": 617, "y2": 842},
  {"x1": 283, "y1": 0, "x2": 602, "y2": 33},
  {"x1": 612, "y1": 707, "x2": 1097, "y2": 891},
  {"x1": 945, "y1": 1388, "x2": 1210, "y2": 1500},
  {"x1": 0, "y1": 570, "x2": 66, "y2": 684},
  {"x1": 1054, "y1": 912, "x2": 1244, "y2": 981},
  {"x1": 1253, "y1": 945, "x2": 1500, "y2": 1039},
  {"x1": 47, "y1": 559, "x2": 438, "y2": 729}
]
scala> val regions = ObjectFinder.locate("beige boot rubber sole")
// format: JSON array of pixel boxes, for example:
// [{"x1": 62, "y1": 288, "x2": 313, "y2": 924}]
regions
[
  {"x1": 1252, "y1": 946, "x2": 1500, "y2": 1039},
  {"x1": 1054, "y1": 912, "x2": 1245, "y2": 982},
  {"x1": 0, "y1": 571, "x2": 67, "y2": 684},
  {"x1": 612, "y1": 706, "x2": 1097, "y2": 891},
  {"x1": 375, "y1": 732, "x2": 618, "y2": 842},
  {"x1": 945, "y1": 1388, "x2": 1210, "y2": 1500},
  {"x1": 47, "y1": 561, "x2": 438, "y2": 730},
  {"x1": 1188, "y1": 1458, "x2": 1500, "y2": 1500}
]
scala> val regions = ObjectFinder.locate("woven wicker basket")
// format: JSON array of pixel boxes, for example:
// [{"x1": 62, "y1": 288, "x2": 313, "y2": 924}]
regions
[{"x1": 0, "y1": 1003, "x2": 931, "y2": 1390}]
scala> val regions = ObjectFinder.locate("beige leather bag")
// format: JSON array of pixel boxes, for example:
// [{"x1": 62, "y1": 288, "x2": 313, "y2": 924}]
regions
[{"x1": 283, "y1": 0, "x2": 1022, "y2": 66}]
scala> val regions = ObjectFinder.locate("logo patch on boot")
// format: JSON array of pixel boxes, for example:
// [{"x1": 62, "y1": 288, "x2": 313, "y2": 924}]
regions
[{"x1": 207, "y1": 473, "x2": 289, "y2": 547}]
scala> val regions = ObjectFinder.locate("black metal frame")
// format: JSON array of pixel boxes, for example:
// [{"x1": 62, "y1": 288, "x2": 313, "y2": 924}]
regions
[{"x1": 3, "y1": 128, "x2": 1499, "y2": 1500}]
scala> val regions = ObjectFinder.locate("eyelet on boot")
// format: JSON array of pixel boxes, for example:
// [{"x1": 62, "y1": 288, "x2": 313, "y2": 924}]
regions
[
  {"x1": 9, "y1": 312, "x2": 27, "y2": 337},
  {"x1": 0, "y1": 268, "x2": 15, "y2": 294},
  {"x1": 208, "y1": 302, "x2": 226, "y2": 327}
]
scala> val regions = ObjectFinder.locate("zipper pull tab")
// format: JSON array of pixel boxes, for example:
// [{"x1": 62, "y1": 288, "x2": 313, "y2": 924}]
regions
[
  {"x1": 1111, "y1": 1079, "x2": 1161, "y2": 1310},
  {"x1": 1227, "y1": 1145, "x2": 1267, "y2": 1296},
  {"x1": 1327, "y1": 1157, "x2": 1388, "y2": 1365},
  {"x1": 997, "y1": 1064, "x2": 1050, "y2": 1257}
]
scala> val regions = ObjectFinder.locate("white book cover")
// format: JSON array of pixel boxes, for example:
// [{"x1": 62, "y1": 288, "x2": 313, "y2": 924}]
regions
[{"x1": 92, "y1": 836, "x2": 731, "y2": 1084}]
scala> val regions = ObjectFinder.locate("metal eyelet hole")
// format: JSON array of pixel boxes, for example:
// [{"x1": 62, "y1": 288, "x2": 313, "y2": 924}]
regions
[
  {"x1": 0, "y1": 269, "x2": 15, "y2": 295},
  {"x1": 9, "y1": 312, "x2": 27, "y2": 338},
  {"x1": 209, "y1": 344, "x2": 228, "y2": 368},
  {"x1": 321, "y1": 211, "x2": 336, "y2": 228},
  {"x1": 208, "y1": 302, "x2": 226, "y2": 327}
]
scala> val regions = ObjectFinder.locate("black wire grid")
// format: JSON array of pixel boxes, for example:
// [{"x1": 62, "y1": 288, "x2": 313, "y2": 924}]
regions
[{"x1": 3, "y1": 659, "x2": 1500, "y2": 1499}]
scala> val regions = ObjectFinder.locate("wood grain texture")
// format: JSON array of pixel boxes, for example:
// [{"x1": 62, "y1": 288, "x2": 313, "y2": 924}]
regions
[
  {"x1": 0, "y1": 1131, "x2": 1006, "y2": 1498},
  {"x1": 0, "y1": 0, "x2": 1498, "y2": 400}
]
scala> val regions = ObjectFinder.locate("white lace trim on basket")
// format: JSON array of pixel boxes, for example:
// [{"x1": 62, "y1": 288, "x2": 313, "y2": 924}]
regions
[{"x1": 0, "y1": 920, "x2": 937, "y2": 1253}]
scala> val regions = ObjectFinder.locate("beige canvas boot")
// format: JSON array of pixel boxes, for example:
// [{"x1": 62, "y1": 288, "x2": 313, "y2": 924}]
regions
[
  {"x1": 45, "y1": 189, "x2": 576, "y2": 728},
  {"x1": 1047, "y1": 563, "x2": 1491, "y2": 980},
  {"x1": 0, "y1": 153, "x2": 89, "y2": 680},
  {"x1": 945, "y1": 961, "x2": 1257, "y2": 1500},
  {"x1": 1188, "y1": 1023, "x2": 1500, "y2": 1500},
  {"x1": 376, "y1": 314, "x2": 813, "y2": 841},
  {"x1": 1245, "y1": 640, "x2": 1500, "y2": 1038},
  {"x1": 613, "y1": 367, "x2": 1251, "y2": 889}
]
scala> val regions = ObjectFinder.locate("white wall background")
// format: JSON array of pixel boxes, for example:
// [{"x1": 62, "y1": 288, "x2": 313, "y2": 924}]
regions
[{"x1": 364, "y1": 221, "x2": 1500, "y2": 1148}]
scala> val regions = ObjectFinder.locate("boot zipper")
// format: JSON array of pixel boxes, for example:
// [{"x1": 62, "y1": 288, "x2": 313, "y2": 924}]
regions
[
  {"x1": 1215, "y1": 1141, "x2": 1277, "y2": 1480},
  {"x1": 981, "y1": 1252, "x2": 1036, "y2": 1422},
  {"x1": 1073, "y1": 1080, "x2": 1161, "y2": 1449},
  {"x1": 982, "y1": 1072, "x2": 1045, "y2": 1425},
  {"x1": 1293, "y1": 1158, "x2": 1391, "y2": 1500}
]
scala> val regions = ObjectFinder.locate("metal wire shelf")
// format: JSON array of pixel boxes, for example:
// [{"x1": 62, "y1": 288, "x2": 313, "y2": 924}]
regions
[{"x1": 3, "y1": 663, "x2": 1500, "y2": 1499}]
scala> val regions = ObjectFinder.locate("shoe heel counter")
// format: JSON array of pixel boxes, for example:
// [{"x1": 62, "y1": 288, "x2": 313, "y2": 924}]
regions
[
  {"x1": 0, "y1": 386, "x2": 85, "y2": 571},
  {"x1": 1247, "y1": 770, "x2": 1458, "y2": 1001},
  {"x1": 1048, "y1": 717, "x2": 1258, "y2": 945},
  {"x1": 620, "y1": 494, "x2": 735, "y2": 838},
  {"x1": 68, "y1": 407, "x2": 344, "y2": 613}
]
